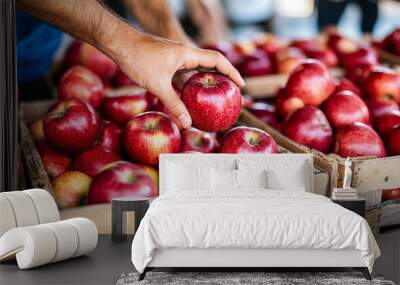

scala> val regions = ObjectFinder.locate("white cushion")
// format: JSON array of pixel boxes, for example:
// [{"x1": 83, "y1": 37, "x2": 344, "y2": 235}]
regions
[
  {"x1": 212, "y1": 168, "x2": 237, "y2": 190},
  {"x1": 236, "y1": 169, "x2": 268, "y2": 189},
  {"x1": 1, "y1": 192, "x2": 39, "y2": 227},
  {"x1": 167, "y1": 163, "x2": 212, "y2": 191},
  {"x1": 23, "y1": 189, "x2": 59, "y2": 224},
  {"x1": 0, "y1": 218, "x2": 97, "y2": 269},
  {"x1": 237, "y1": 159, "x2": 307, "y2": 191}
]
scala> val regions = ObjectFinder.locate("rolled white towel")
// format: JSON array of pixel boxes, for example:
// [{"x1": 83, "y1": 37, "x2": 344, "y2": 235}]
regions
[
  {"x1": 23, "y1": 189, "x2": 59, "y2": 224},
  {"x1": 0, "y1": 196, "x2": 17, "y2": 237},
  {"x1": 0, "y1": 191, "x2": 39, "y2": 227}
]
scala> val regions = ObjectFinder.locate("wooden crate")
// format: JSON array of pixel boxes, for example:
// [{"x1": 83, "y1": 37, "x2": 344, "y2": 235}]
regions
[
  {"x1": 239, "y1": 109, "x2": 400, "y2": 194},
  {"x1": 19, "y1": 100, "x2": 113, "y2": 234},
  {"x1": 243, "y1": 68, "x2": 344, "y2": 99}
]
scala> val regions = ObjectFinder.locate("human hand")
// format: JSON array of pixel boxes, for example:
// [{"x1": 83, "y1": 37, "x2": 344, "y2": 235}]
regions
[{"x1": 108, "y1": 31, "x2": 244, "y2": 129}]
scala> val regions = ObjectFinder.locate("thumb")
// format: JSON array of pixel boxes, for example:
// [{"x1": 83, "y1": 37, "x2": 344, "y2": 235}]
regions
[{"x1": 158, "y1": 85, "x2": 192, "y2": 129}]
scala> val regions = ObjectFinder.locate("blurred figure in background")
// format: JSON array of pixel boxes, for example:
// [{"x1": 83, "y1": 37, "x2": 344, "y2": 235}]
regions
[{"x1": 317, "y1": 0, "x2": 379, "y2": 34}]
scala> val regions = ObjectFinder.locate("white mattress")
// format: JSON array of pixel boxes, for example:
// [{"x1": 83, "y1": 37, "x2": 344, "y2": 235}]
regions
[{"x1": 131, "y1": 190, "x2": 380, "y2": 273}]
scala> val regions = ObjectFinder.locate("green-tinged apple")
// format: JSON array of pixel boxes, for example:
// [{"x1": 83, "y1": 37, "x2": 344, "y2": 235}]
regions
[{"x1": 53, "y1": 171, "x2": 92, "y2": 208}]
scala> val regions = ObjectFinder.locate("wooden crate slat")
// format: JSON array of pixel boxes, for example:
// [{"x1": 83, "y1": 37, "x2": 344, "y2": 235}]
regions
[
  {"x1": 377, "y1": 48, "x2": 400, "y2": 65},
  {"x1": 352, "y1": 156, "x2": 400, "y2": 192},
  {"x1": 19, "y1": 121, "x2": 54, "y2": 196}
]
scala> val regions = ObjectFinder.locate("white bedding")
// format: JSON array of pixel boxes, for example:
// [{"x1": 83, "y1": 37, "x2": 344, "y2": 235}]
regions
[{"x1": 131, "y1": 190, "x2": 380, "y2": 273}]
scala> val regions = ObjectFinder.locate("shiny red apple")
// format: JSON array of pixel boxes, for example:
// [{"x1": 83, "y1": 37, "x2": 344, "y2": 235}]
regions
[
  {"x1": 180, "y1": 128, "x2": 218, "y2": 153},
  {"x1": 333, "y1": 122, "x2": 386, "y2": 158},
  {"x1": 44, "y1": 98, "x2": 100, "y2": 154},
  {"x1": 220, "y1": 126, "x2": 278, "y2": 154},
  {"x1": 386, "y1": 126, "x2": 400, "y2": 156},
  {"x1": 247, "y1": 101, "x2": 282, "y2": 130},
  {"x1": 346, "y1": 63, "x2": 375, "y2": 86},
  {"x1": 382, "y1": 188, "x2": 400, "y2": 201},
  {"x1": 282, "y1": 106, "x2": 333, "y2": 153},
  {"x1": 37, "y1": 141, "x2": 72, "y2": 178},
  {"x1": 365, "y1": 67, "x2": 400, "y2": 103},
  {"x1": 73, "y1": 146, "x2": 121, "y2": 177},
  {"x1": 58, "y1": 65, "x2": 104, "y2": 109},
  {"x1": 182, "y1": 72, "x2": 242, "y2": 132},
  {"x1": 374, "y1": 110, "x2": 400, "y2": 135},
  {"x1": 103, "y1": 86, "x2": 150, "y2": 125},
  {"x1": 285, "y1": 59, "x2": 336, "y2": 106},
  {"x1": 275, "y1": 47, "x2": 306, "y2": 74},
  {"x1": 306, "y1": 47, "x2": 338, "y2": 68},
  {"x1": 339, "y1": 46, "x2": 378, "y2": 70},
  {"x1": 381, "y1": 28, "x2": 400, "y2": 56},
  {"x1": 256, "y1": 33, "x2": 286, "y2": 55},
  {"x1": 335, "y1": 78, "x2": 361, "y2": 96},
  {"x1": 202, "y1": 41, "x2": 242, "y2": 66},
  {"x1": 291, "y1": 39, "x2": 321, "y2": 53},
  {"x1": 79, "y1": 42, "x2": 118, "y2": 80},
  {"x1": 88, "y1": 161, "x2": 158, "y2": 203},
  {"x1": 365, "y1": 98, "x2": 399, "y2": 119},
  {"x1": 95, "y1": 120, "x2": 123, "y2": 154},
  {"x1": 113, "y1": 68, "x2": 136, "y2": 87},
  {"x1": 53, "y1": 171, "x2": 92, "y2": 208},
  {"x1": 323, "y1": 90, "x2": 370, "y2": 129},
  {"x1": 124, "y1": 111, "x2": 181, "y2": 166},
  {"x1": 238, "y1": 49, "x2": 273, "y2": 77}
]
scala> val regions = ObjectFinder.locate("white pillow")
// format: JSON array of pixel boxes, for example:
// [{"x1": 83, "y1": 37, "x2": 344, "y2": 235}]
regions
[
  {"x1": 237, "y1": 159, "x2": 308, "y2": 191},
  {"x1": 236, "y1": 169, "x2": 268, "y2": 189},
  {"x1": 212, "y1": 168, "x2": 237, "y2": 190},
  {"x1": 167, "y1": 163, "x2": 212, "y2": 191}
]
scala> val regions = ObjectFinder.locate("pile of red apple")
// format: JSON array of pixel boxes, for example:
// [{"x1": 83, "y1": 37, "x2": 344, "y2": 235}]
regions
[
  {"x1": 377, "y1": 28, "x2": 400, "y2": 57},
  {"x1": 243, "y1": 29, "x2": 400, "y2": 159},
  {"x1": 30, "y1": 41, "x2": 280, "y2": 208}
]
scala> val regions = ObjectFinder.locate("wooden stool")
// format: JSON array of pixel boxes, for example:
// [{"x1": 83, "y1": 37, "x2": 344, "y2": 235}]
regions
[{"x1": 111, "y1": 197, "x2": 149, "y2": 242}]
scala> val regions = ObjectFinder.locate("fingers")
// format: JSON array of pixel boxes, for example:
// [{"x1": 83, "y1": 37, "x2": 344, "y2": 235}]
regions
[
  {"x1": 157, "y1": 85, "x2": 192, "y2": 129},
  {"x1": 192, "y1": 48, "x2": 245, "y2": 87}
]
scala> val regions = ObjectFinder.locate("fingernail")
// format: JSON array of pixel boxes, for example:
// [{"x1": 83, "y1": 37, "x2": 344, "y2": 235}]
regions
[{"x1": 178, "y1": 113, "x2": 191, "y2": 128}]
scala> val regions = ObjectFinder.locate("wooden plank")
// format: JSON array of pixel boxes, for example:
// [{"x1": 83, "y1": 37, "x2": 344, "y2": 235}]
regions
[
  {"x1": 19, "y1": 99, "x2": 55, "y2": 124},
  {"x1": 19, "y1": 121, "x2": 54, "y2": 196},
  {"x1": 60, "y1": 203, "x2": 112, "y2": 234},
  {"x1": 243, "y1": 68, "x2": 344, "y2": 99},
  {"x1": 377, "y1": 48, "x2": 400, "y2": 66},
  {"x1": 352, "y1": 156, "x2": 400, "y2": 192}
]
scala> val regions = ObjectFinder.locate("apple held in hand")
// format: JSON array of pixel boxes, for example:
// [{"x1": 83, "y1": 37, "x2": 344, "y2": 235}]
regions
[
  {"x1": 73, "y1": 146, "x2": 121, "y2": 177},
  {"x1": 88, "y1": 161, "x2": 158, "y2": 204},
  {"x1": 104, "y1": 86, "x2": 150, "y2": 125},
  {"x1": 323, "y1": 90, "x2": 370, "y2": 129},
  {"x1": 37, "y1": 141, "x2": 72, "y2": 178},
  {"x1": 220, "y1": 126, "x2": 278, "y2": 154},
  {"x1": 79, "y1": 42, "x2": 118, "y2": 81},
  {"x1": 30, "y1": 119, "x2": 45, "y2": 142},
  {"x1": 53, "y1": 171, "x2": 92, "y2": 208},
  {"x1": 180, "y1": 128, "x2": 218, "y2": 153},
  {"x1": 365, "y1": 67, "x2": 400, "y2": 103},
  {"x1": 333, "y1": 122, "x2": 386, "y2": 158},
  {"x1": 58, "y1": 66, "x2": 104, "y2": 109},
  {"x1": 386, "y1": 126, "x2": 400, "y2": 156},
  {"x1": 282, "y1": 106, "x2": 333, "y2": 153},
  {"x1": 182, "y1": 72, "x2": 241, "y2": 132},
  {"x1": 44, "y1": 98, "x2": 100, "y2": 154},
  {"x1": 365, "y1": 98, "x2": 399, "y2": 119},
  {"x1": 374, "y1": 110, "x2": 400, "y2": 135},
  {"x1": 124, "y1": 111, "x2": 181, "y2": 166},
  {"x1": 95, "y1": 120, "x2": 123, "y2": 154},
  {"x1": 284, "y1": 60, "x2": 336, "y2": 107}
]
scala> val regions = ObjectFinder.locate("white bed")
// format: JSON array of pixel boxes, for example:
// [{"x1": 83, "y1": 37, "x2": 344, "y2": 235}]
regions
[{"x1": 131, "y1": 154, "x2": 380, "y2": 280}]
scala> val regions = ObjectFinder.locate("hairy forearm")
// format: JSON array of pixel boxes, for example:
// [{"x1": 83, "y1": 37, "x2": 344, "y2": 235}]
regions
[
  {"x1": 124, "y1": 0, "x2": 190, "y2": 43},
  {"x1": 16, "y1": 0, "x2": 140, "y2": 58}
]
